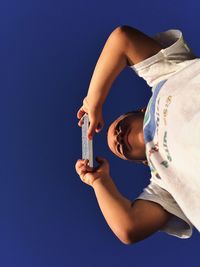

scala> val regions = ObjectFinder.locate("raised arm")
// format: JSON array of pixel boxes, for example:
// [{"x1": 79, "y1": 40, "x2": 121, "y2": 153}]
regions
[
  {"x1": 75, "y1": 158, "x2": 172, "y2": 244},
  {"x1": 77, "y1": 25, "x2": 163, "y2": 139}
]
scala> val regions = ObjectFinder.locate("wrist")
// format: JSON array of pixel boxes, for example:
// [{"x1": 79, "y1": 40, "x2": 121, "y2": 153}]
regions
[
  {"x1": 86, "y1": 95, "x2": 104, "y2": 109},
  {"x1": 91, "y1": 175, "x2": 111, "y2": 188}
]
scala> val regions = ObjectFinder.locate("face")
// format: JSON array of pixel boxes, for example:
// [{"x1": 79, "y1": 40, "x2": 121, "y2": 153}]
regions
[{"x1": 107, "y1": 111, "x2": 147, "y2": 164}]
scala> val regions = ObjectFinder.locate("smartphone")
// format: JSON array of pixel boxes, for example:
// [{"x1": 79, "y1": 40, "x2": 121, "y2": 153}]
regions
[{"x1": 82, "y1": 114, "x2": 93, "y2": 167}]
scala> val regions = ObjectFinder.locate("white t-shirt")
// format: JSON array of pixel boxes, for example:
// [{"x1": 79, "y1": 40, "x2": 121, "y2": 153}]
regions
[{"x1": 129, "y1": 29, "x2": 200, "y2": 238}]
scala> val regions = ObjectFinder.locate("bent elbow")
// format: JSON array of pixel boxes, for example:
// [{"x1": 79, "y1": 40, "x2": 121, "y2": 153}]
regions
[
  {"x1": 110, "y1": 25, "x2": 133, "y2": 42},
  {"x1": 113, "y1": 25, "x2": 134, "y2": 34},
  {"x1": 120, "y1": 238, "x2": 134, "y2": 245},
  {"x1": 117, "y1": 229, "x2": 136, "y2": 245}
]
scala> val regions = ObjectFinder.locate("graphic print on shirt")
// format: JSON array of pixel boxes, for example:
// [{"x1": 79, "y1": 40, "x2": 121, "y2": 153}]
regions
[
  {"x1": 148, "y1": 143, "x2": 162, "y2": 179},
  {"x1": 143, "y1": 79, "x2": 173, "y2": 177},
  {"x1": 160, "y1": 95, "x2": 173, "y2": 167},
  {"x1": 163, "y1": 95, "x2": 172, "y2": 126},
  {"x1": 161, "y1": 131, "x2": 172, "y2": 168}
]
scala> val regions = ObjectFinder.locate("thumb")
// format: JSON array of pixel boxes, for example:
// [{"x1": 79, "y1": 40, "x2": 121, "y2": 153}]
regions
[
  {"x1": 88, "y1": 120, "x2": 96, "y2": 140},
  {"x1": 95, "y1": 156, "x2": 107, "y2": 165},
  {"x1": 77, "y1": 106, "x2": 85, "y2": 119},
  {"x1": 95, "y1": 157, "x2": 110, "y2": 174},
  {"x1": 95, "y1": 121, "x2": 104, "y2": 133}
]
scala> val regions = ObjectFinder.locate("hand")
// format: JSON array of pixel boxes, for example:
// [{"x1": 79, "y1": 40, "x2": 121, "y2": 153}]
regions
[
  {"x1": 75, "y1": 157, "x2": 110, "y2": 187},
  {"x1": 77, "y1": 97, "x2": 104, "y2": 140}
]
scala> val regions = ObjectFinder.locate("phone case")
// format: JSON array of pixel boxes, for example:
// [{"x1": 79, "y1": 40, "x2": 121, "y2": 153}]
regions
[{"x1": 82, "y1": 114, "x2": 93, "y2": 167}]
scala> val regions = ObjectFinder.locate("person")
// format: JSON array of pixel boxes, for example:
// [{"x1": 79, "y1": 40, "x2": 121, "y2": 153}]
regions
[{"x1": 75, "y1": 25, "x2": 200, "y2": 244}]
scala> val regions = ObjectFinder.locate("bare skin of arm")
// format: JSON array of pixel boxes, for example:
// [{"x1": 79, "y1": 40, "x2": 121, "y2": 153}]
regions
[
  {"x1": 92, "y1": 173, "x2": 172, "y2": 244},
  {"x1": 76, "y1": 27, "x2": 169, "y2": 244},
  {"x1": 129, "y1": 199, "x2": 172, "y2": 243},
  {"x1": 75, "y1": 158, "x2": 172, "y2": 245},
  {"x1": 77, "y1": 25, "x2": 163, "y2": 139}
]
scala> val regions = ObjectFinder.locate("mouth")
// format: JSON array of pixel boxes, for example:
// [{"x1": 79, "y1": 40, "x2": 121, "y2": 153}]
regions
[{"x1": 124, "y1": 128, "x2": 132, "y2": 151}]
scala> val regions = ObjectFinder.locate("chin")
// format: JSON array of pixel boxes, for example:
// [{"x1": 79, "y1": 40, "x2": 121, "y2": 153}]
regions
[
  {"x1": 124, "y1": 152, "x2": 146, "y2": 161},
  {"x1": 125, "y1": 154, "x2": 147, "y2": 164}
]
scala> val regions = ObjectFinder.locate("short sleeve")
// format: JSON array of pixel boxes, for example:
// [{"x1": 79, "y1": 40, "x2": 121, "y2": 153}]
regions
[
  {"x1": 129, "y1": 29, "x2": 197, "y2": 87},
  {"x1": 135, "y1": 181, "x2": 193, "y2": 238}
]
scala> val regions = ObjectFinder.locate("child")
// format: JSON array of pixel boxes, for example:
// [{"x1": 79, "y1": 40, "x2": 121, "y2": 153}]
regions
[{"x1": 75, "y1": 25, "x2": 200, "y2": 244}]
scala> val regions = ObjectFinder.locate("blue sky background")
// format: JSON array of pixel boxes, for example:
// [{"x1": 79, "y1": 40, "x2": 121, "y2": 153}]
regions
[{"x1": 1, "y1": 0, "x2": 200, "y2": 266}]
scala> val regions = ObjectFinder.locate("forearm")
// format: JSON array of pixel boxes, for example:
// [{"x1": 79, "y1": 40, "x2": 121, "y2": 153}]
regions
[
  {"x1": 92, "y1": 176, "x2": 133, "y2": 244},
  {"x1": 86, "y1": 25, "x2": 163, "y2": 109},
  {"x1": 86, "y1": 27, "x2": 129, "y2": 108}
]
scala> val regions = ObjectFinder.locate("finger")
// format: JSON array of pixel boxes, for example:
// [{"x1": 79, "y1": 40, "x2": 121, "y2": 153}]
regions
[
  {"x1": 87, "y1": 120, "x2": 97, "y2": 140},
  {"x1": 75, "y1": 159, "x2": 85, "y2": 172},
  {"x1": 81, "y1": 165, "x2": 88, "y2": 172},
  {"x1": 77, "y1": 106, "x2": 86, "y2": 119},
  {"x1": 83, "y1": 159, "x2": 89, "y2": 165},
  {"x1": 79, "y1": 169, "x2": 86, "y2": 180},
  {"x1": 95, "y1": 156, "x2": 108, "y2": 165},
  {"x1": 79, "y1": 161, "x2": 91, "y2": 179},
  {"x1": 77, "y1": 165, "x2": 88, "y2": 178},
  {"x1": 95, "y1": 122, "x2": 104, "y2": 133},
  {"x1": 82, "y1": 159, "x2": 93, "y2": 171},
  {"x1": 84, "y1": 164, "x2": 94, "y2": 172},
  {"x1": 78, "y1": 117, "x2": 84, "y2": 127}
]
